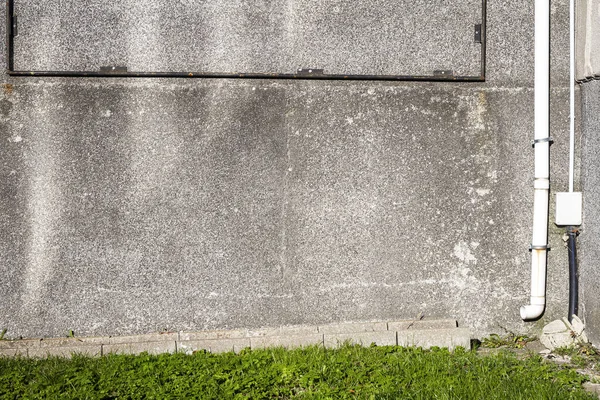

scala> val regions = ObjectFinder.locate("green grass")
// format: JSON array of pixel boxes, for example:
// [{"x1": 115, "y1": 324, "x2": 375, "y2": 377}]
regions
[
  {"x1": 0, "y1": 345, "x2": 595, "y2": 399},
  {"x1": 480, "y1": 333, "x2": 536, "y2": 349}
]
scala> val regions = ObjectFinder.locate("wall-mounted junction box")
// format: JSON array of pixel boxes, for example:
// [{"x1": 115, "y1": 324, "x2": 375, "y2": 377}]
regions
[{"x1": 556, "y1": 192, "x2": 583, "y2": 226}]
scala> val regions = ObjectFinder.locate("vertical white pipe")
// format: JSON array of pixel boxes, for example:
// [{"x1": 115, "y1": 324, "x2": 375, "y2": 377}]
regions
[
  {"x1": 569, "y1": 0, "x2": 575, "y2": 193},
  {"x1": 521, "y1": 0, "x2": 551, "y2": 320}
]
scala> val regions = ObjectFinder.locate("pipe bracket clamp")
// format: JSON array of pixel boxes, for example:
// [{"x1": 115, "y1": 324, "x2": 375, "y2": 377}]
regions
[
  {"x1": 534, "y1": 179, "x2": 550, "y2": 189},
  {"x1": 529, "y1": 244, "x2": 551, "y2": 251},
  {"x1": 567, "y1": 227, "x2": 581, "y2": 236},
  {"x1": 531, "y1": 137, "x2": 554, "y2": 148}
]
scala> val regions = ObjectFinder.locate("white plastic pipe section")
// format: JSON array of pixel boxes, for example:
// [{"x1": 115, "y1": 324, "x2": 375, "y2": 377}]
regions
[
  {"x1": 569, "y1": 0, "x2": 575, "y2": 193},
  {"x1": 521, "y1": 0, "x2": 551, "y2": 321}
]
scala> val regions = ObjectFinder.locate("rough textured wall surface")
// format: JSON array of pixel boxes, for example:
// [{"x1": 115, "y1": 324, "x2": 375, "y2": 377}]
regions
[
  {"x1": 581, "y1": 79, "x2": 600, "y2": 343},
  {"x1": 576, "y1": 0, "x2": 600, "y2": 80},
  {"x1": 0, "y1": 0, "x2": 580, "y2": 339},
  {"x1": 12, "y1": 0, "x2": 483, "y2": 77}
]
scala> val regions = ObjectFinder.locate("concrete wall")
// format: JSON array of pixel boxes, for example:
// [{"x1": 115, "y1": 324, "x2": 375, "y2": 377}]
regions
[
  {"x1": 575, "y1": 0, "x2": 600, "y2": 343},
  {"x1": 581, "y1": 80, "x2": 600, "y2": 343},
  {"x1": 576, "y1": 0, "x2": 600, "y2": 80},
  {"x1": 0, "y1": 1, "x2": 580, "y2": 339},
  {"x1": 12, "y1": 0, "x2": 483, "y2": 77}
]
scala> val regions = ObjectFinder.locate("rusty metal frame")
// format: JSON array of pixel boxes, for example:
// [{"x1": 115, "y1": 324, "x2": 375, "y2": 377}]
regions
[{"x1": 5, "y1": 0, "x2": 486, "y2": 81}]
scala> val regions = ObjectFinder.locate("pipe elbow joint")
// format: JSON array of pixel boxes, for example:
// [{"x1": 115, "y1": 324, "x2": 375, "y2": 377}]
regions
[{"x1": 520, "y1": 303, "x2": 545, "y2": 321}]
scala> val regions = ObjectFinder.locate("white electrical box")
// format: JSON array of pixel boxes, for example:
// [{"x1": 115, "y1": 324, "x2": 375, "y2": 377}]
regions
[{"x1": 555, "y1": 192, "x2": 583, "y2": 226}]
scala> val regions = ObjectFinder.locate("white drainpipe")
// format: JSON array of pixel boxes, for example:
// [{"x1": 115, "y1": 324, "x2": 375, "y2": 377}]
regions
[{"x1": 521, "y1": 0, "x2": 551, "y2": 321}]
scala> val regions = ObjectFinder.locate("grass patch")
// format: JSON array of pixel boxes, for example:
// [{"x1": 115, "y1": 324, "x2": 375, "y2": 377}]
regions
[
  {"x1": 554, "y1": 344, "x2": 599, "y2": 358},
  {"x1": 0, "y1": 345, "x2": 595, "y2": 399},
  {"x1": 481, "y1": 332, "x2": 536, "y2": 349},
  {"x1": 552, "y1": 343, "x2": 600, "y2": 373}
]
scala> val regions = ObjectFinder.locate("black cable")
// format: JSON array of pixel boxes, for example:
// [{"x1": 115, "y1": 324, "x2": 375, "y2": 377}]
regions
[{"x1": 567, "y1": 226, "x2": 579, "y2": 323}]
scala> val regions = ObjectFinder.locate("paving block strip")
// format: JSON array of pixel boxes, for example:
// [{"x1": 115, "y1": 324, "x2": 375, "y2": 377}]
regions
[
  {"x1": 178, "y1": 338, "x2": 251, "y2": 354},
  {"x1": 102, "y1": 332, "x2": 178, "y2": 345},
  {"x1": 397, "y1": 328, "x2": 472, "y2": 350},
  {"x1": 180, "y1": 330, "x2": 248, "y2": 341},
  {"x1": 102, "y1": 341, "x2": 177, "y2": 356},
  {"x1": 28, "y1": 345, "x2": 102, "y2": 358},
  {"x1": 388, "y1": 319, "x2": 458, "y2": 331},
  {"x1": 250, "y1": 334, "x2": 324, "y2": 350},
  {"x1": 248, "y1": 325, "x2": 320, "y2": 338},
  {"x1": 318, "y1": 321, "x2": 388, "y2": 334},
  {"x1": 0, "y1": 319, "x2": 471, "y2": 358},
  {"x1": 0, "y1": 338, "x2": 103, "y2": 358},
  {"x1": 0, "y1": 347, "x2": 28, "y2": 357},
  {"x1": 324, "y1": 331, "x2": 397, "y2": 348},
  {"x1": 0, "y1": 339, "x2": 40, "y2": 350}
]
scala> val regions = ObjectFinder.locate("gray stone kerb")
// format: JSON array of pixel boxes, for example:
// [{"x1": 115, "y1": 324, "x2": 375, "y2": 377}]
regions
[{"x1": 0, "y1": 319, "x2": 471, "y2": 358}]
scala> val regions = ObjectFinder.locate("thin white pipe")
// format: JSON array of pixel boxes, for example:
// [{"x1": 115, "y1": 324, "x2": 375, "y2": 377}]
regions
[
  {"x1": 569, "y1": 0, "x2": 575, "y2": 193},
  {"x1": 521, "y1": 0, "x2": 551, "y2": 321}
]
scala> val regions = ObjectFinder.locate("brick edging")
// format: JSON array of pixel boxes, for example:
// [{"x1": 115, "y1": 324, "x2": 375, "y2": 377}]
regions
[{"x1": 0, "y1": 319, "x2": 470, "y2": 358}]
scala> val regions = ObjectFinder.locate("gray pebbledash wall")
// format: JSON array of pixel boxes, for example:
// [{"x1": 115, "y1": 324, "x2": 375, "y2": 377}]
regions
[
  {"x1": 578, "y1": 0, "x2": 600, "y2": 344},
  {"x1": 576, "y1": 0, "x2": 600, "y2": 80},
  {"x1": 0, "y1": 0, "x2": 588, "y2": 340},
  {"x1": 581, "y1": 80, "x2": 600, "y2": 343}
]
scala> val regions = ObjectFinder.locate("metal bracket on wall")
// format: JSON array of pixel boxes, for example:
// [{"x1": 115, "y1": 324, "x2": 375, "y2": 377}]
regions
[
  {"x1": 99, "y1": 66, "x2": 128, "y2": 74},
  {"x1": 531, "y1": 137, "x2": 555, "y2": 148},
  {"x1": 297, "y1": 68, "x2": 325, "y2": 76},
  {"x1": 6, "y1": 0, "x2": 15, "y2": 72},
  {"x1": 8, "y1": 15, "x2": 16, "y2": 37},
  {"x1": 474, "y1": 24, "x2": 482, "y2": 43},
  {"x1": 5, "y1": 0, "x2": 487, "y2": 82},
  {"x1": 529, "y1": 245, "x2": 552, "y2": 252},
  {"x1": 434, "y1": 70, "x2": 455, "y2": 78}
]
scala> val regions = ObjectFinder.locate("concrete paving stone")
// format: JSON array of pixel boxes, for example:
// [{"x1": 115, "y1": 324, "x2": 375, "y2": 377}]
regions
[
  {"x1": 570, "y1": 315, "x2": 586, "y2": 335},
  {"x1": 324, "y1": 331, "x2": 397, "y2": 348},
  {"x1": 102, "y1": 332, "x2": 178, "y2": 345},
  {"x1": 177, "y1": 338, "x2": 250, "y2": 354},
  {"x1": 180, "y1": 325, "x2": 318, "y2": 341},
  {"x1": 102, "y1": 341, "x2": 177, "y2": 355},
  {"x1": 542, "y1": 319, "x2": 569, "y2": 334},
  {"x1": 0, "y1": 348, "x2": 28, "y2": 357},
  {"x1": 540, "y1": 333, "x2": 575, "y2": 351},
  {"x1": 180, "y1": 330, "x2": 247, "y2": 341},
  {"x1": 250, "y1": 334, "x2": 324, "y2": 349},
  {"x1": 318, "y1": 321, "x2": 388, "y2": 334},
  {"x1": 388, "y1": 319, "x2": 458, "y2": 331},
  {"x1": 0, "y1": 339, "x2": 41, "y2": 349},
  {"x1": 38, "y1": 337, "x2": 107, "y2": 347},
  {"x1": 248, "y1": 325, "x2": 320, "y2": 337},
  {"x1": 28, "y1": 345, "x2": 102, "y2": 358},
  {"x1": 396, "y1": 328, "x2": 471, "y2": 350}
]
